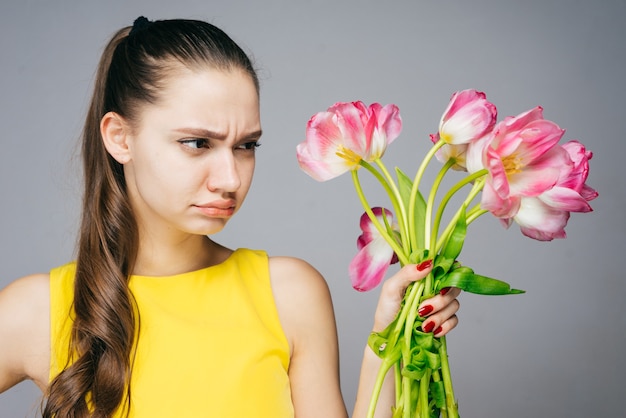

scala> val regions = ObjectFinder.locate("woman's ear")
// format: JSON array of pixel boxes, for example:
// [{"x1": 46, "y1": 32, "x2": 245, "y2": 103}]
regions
[{"x1": 101, "y1": 111, "x2": 132, "y2": 164}]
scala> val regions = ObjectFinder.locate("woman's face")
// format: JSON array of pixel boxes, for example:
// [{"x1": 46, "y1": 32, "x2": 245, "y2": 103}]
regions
[{"x1": 122, "y1": 67, "x2": 261, "y2": 239}]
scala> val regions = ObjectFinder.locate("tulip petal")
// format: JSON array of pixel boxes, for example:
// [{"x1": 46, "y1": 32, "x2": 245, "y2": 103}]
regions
[
  {"x1": 539, "y1": 187, "x2": 593, "y2": 213},
  {"x1": 482, "y1": 181, "x2": 520, "y2": 218},
  {"x1": 514, "y1": 197, "x2": 569, "y2": 241},
  {"x1": 296, "y1": 101, "x2": 402, "y2": 182},
  {"x1": 349, "y1": 237, "x2": 395, "y2": 292},
  {"x1": 511, "y1": 121, "x2": 565, "y2": 164},
  {"x1": 484, "y1": 147, "x2": 510, "y2": 198},
  {"x1": 296, "y1": 141, "x2": 352, "y2": 181},
  {"x1": 465, "y1": 134, "x2": 490, "y2": 173},
  {"x1": 329, "y1": 102, "x2": 369, "y2": 154},
  {"x1": 508, "y1": 168, "x2": 559, "y2": 197},
  {"x1": 349, "y1": 207, "x2": 399, "y2": 291},
  {"x1": 438, "y1": 89, "x2": 497, "y2": 145},
  {"x1": 370, "y1": 103, "x2": 403, "y2": 154}
]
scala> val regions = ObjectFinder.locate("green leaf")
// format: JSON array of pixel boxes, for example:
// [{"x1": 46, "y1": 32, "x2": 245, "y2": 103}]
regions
[
  {"x1": 409, "y1": 249, "x2": 429, "y2": 264},
  {"x1": 440, "y1": 206, "x2": 467, "y2": 262},
  {"x1": 396, "y1": 167, "x2": 427, "y2": 249},
  {"x1": 367, "y1": 331, "x2": 403, "y2": 361},
  {"x1": 395, "y1": 167, "x2": 415, "y2": 208},
  {"x1": 412, "y1": 329, "x2": 441, "y2": 351},
  {"x1": 438, "y1": 266, "x2": 525, "y2": 295},
  {"x1": 391, "y1": 406, "x2": 403, "y2": 418},
  {"x1": 400, "y1": 329, "x2": 443, "y2": 379},
  {"x1": 430, "y1": 380, "x2": 446, "y2": 408},
  {"x1": 432, "y1": 254, "x2": 455, "y2": 282},
  {"x1": 402, "y1": 344, "x2": 441, "y2": 379}
]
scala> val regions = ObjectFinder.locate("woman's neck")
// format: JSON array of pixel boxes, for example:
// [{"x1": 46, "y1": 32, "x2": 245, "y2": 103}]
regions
[{"x1": 132, "y1": 233, "x2": 231, "y2": 277}]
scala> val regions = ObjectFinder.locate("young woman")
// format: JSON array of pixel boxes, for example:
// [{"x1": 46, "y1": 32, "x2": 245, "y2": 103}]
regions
[{"x1": 0, "y1": 17, "x2": 460, "y2": 418}]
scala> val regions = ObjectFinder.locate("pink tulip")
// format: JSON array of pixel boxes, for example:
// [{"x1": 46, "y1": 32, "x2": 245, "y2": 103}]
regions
[
  {"x1": 296, "y1": 101, "x2": 402, "y2": 181},
  {"x1": 503, "y1": 197, "x2": 570, "y2": 240},
  {"x1": 472, "y1": 106, "x2": 571, "y2": 218},
  {"x1": 349, "y1": 207, "x2": 399, "y2": 292},
  {"x1": 436, "y1": 89, "x2": 497, "y2": 145},
  {"x1": 505, "y1": 140, "x2": 598, "y2": 240},
  {"x1": 556, "y1": 141, "x2": 598, "y2": 204},
  {"x1": 430, "y1": 133, "x2": 469, "y2": 171}
]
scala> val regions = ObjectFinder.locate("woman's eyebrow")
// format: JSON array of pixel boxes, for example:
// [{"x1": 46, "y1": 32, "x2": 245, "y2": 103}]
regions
[{"x1": 174, "y1": 127, "x2": 262, "y2": 140}]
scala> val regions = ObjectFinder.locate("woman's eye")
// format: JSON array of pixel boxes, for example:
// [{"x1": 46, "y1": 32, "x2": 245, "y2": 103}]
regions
[
  {"x1": 180, "y1": 138, "x2": 209, "y2": 149},
  {"x1": 237, "y1": 141, "x2": 261, "y2": 151}
]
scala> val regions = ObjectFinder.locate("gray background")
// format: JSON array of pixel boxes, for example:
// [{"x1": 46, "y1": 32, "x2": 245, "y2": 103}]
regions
[{"x1": 1, "y1": 0, "x2": 624, "y2": 417}]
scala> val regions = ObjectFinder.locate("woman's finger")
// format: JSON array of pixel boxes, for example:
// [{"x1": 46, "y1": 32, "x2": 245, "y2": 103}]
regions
[
  {"x1": 416, "y1": 286, "x2": 461, "y2": 318},
  {"x1": 420, "y1": 298, "x2": 461, "y2": 336},
  {"x1": 372, "y1": 262, "x2": 433, "y2": 331},
  {"x1": 433, "y1": 314, "x2": 459, "y2": 337}
]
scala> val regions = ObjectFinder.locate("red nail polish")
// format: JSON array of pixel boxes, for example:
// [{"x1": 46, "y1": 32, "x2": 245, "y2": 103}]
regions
[
  {"x1": 418, "y1": 305, "x2": 433, "y2": 317},
  {"x1": 440, "y1": 287, "x2": 451, "y2": 296},
  {"x1": 416, "y1": 260, "x2": 432, "y2": 271},
  {"x1": 434, "y1": 326, "x2": 443, "y2": 335},
  {"x1": 423, "y1": 321, "x2": 435, "y2": 333}
]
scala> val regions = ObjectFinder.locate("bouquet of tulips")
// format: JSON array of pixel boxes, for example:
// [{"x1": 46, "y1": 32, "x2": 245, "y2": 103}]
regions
[{"x1": 296, "y1": 90, "x2": 597, "y2": 418}]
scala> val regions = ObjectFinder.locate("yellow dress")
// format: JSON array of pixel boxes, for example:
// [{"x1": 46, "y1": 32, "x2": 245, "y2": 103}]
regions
[{"x1": 49, "y1": 248, "x2": 294, "y2": 417}]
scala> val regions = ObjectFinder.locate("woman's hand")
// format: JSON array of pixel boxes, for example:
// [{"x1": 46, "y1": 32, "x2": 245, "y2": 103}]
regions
[{"x1": 372, "y1": 262, "x2": 461, "y2": 336}]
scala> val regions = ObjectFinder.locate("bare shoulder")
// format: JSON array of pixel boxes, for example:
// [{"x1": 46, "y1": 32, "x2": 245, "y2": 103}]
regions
[
  {"x1": 0, "y1": 273, "x2": 50, "y2": 332},
  {"x1": 0, "y1": 273, "x2": 51, "y2": 391},
  {"x1": 268, "y1": 257, "x2": 336, "y2": 332},
  {"x1": 268, "y1": 258, "x2": 346, "y2": 416},
  {"x1": 268, "y1": 255, "x2": 337, "y2": 347},
  {"x1": 268, "y1": 256, "x2": 331, "y2": 299}
]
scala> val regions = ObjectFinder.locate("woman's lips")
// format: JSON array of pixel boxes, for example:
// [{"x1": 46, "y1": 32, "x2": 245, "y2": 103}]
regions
[{"x1": 194, "y1": 200, "x2": 236, "y2": 217}]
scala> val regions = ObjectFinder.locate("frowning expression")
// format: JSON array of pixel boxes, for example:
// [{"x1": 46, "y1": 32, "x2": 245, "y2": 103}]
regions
[{"x1": 122, "y1": 67, "x2": 261, "y2": 238}]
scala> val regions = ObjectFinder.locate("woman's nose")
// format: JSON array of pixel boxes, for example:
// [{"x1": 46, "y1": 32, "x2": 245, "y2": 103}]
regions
[{"x1": 206, "y1": 151, "x2": 241, "y2": 193}]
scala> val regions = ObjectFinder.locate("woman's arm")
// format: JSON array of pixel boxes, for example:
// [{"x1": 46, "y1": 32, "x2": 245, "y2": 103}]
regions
[
  {"x1": 270, "y1": 258, "x2": 460, "y2": 418},
  {"x1": 352, "y1": 264, "x2": 460, "y2": 417},
  {"x1": 0, "y1": 274, "x2": 50, "y2": 393},
  {"x1": 270, "y1": 256, "x2": 349, "y2": 418}
]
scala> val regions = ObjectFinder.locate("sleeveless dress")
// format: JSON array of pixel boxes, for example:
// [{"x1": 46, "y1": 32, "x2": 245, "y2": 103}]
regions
[{"x1": 49, "y1": 248, "x2": 294, "y2": 417}]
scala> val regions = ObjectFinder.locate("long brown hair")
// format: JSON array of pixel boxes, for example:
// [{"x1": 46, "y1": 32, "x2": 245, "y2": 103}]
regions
[{"x1": 43, "y1": 18, "x2": 259, "y2": 417}]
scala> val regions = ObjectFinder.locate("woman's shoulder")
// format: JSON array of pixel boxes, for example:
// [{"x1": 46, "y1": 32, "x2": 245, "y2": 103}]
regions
[
  {"x1": 268, "y1": 255, "x2": 330, "y2": 297},
  {"x1": 0, "y1": 272, "x2": 50, "y2": 316},
  {"x1": 267, "y1": 255, "x2": 336, "y2": 345},
  {"x1": 266, "y1": 255, "x2": 345, "y2": 415},
  {"x1": 0, "y1": 273, "x2": 51, "y2": 390}
]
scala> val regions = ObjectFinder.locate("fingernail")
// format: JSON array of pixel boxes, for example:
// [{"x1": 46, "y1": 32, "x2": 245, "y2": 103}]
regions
[
  {"x1": 418, "y1": 305, "x2": 433, "y2": 317},
  {"x1": 440, "y1": 287, "x2": 451, "y2": 296},
  {"x1": 423, "y1": 321, "x2": 435, "y2": 333},
  {"x1": 416, "y1": 260, "x2": 432, "y2": 271},
  {"x1": 434, "y1": 326, "x2": 443, "y2": 335}
]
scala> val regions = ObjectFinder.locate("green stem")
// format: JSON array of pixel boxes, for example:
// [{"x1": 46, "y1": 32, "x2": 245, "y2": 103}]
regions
[
  {"x1": 434, "y1": 176, "x2": 486, "y2": 253},
  {"x1": 432, "y1": 371, "x2": 448, "y2": 418},
  {"x1": 431, "y1": 169, "x2": 487, "y2": 253},
  {"x1": 408, "y1": 140, "x2": 445, "y2": 249},
  {"x1": 391, "y1": 281, "x2": 425, "y2": 418},
  {"x1": 394, "y1": 362, "x2": 402, "y2": 405},
  {"x1": 373, "y1": 158, "x2": 410, "y2": 250},
  {"x1": 351, "y1": 170, "x2": 410, "y2": 265},
  {"x1": 436, "y1": 202, "x2": 487, "y2": 250},
  {"x1": 467, "y1": 206, "x2": 488, "y2": 226},
  {"x1": 438, "y1": 337, "x2": 459, "y2": 418},
  {"x1": 390, "y1": 281, "x2": 425, "y2": 349},
  {"x1": 425, "y1": 159, "x2": 455, "y2": 253},
  {"x1": 418, "y1": 369, "x2": 432, "y2": 418},
  {"x1": 367, "y1": 278, "x2": 426, "y2": 418},
  {"x1": 404, "y1": 281, "x2": 423, "y2": 350},
  {"x1": 366, "y1": 357, "x2": 397, "y2": 418},
  {"x1": 402, "y1": 279, "x2": 427, "y2": 418},
  {"x1": 401, "y1": 364, "x2": 412, "y2": 418}
]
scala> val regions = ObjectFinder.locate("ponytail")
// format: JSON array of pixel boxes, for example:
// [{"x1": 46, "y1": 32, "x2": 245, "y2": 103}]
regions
[
  {"x1": 44, "y1": 27, "x2": 138, "y2": 418},
  {"x1": 43, "y1": 18, "x2": 259, "y2": 417}
]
